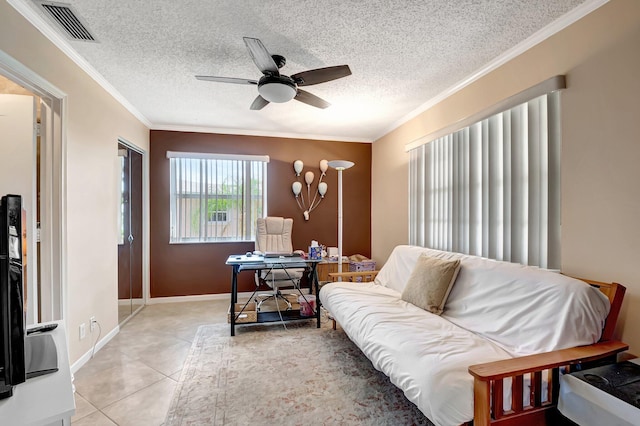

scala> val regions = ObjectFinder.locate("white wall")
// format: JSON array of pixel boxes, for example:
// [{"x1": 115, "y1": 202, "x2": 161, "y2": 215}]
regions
[
  {"x1": 0, "y1": 2, "x2": 150, "y2": 363},
  {"x1": 0, "y1": 94, "x2": 37, "y2": 324},
  {"x1": 372, "y1": 0, "x2": 640, "y2": 354}
]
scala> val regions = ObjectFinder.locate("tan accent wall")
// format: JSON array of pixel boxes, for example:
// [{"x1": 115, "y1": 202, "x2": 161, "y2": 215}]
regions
[
  {"x1": 372, "y1": 0, "x2": 640, "y2": 353},
  {"x1": 0, "y1": 2, "x2": 150, "y2": 363},
  {"x1": 150, "y1": 130, "x2": 371, "y2": 297}
]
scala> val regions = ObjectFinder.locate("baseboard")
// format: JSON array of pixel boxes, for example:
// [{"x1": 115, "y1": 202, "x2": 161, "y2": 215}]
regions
[
  {"x1": 118, "y1": 298, "x2": 144, "y2": 306},
  {"x1": 70, "y1": 324, "x2": 120, "y2": 374},
  {"x1": 146, "y1": 292, "x2": 254, "y2": 304}
]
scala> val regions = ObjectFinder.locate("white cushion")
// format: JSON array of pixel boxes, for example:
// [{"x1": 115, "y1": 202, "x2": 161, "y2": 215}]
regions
[
  {"x1": 442, "y1": 254, "x2": 610, "y2": 355},
  {"x1": 376, "y1": 245, "x2": 611, "y2": 355},
  {"x1": 320, "y1": 281, "x2": 512, "y2": 426},
  {"x1": 375, "y1": 245, "x2": 463, "y2": 293}
]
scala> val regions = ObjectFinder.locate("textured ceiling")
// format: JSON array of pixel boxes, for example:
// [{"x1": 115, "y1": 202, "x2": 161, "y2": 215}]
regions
[{"x1": 16, "y1": 0, "x2": 593, "y2": 141}]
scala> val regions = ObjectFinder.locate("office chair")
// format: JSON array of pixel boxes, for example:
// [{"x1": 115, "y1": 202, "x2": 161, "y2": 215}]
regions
[{"x1": 254, "y1": 217, "x2": 304, "y2": 310}]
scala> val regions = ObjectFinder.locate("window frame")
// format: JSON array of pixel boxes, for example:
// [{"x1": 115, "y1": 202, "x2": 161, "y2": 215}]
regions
[{"x1": 167, "y1": 151, "x2": 269, "y2": 244}]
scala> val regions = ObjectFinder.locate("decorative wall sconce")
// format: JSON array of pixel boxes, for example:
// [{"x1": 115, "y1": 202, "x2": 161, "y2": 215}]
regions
[{"x1": 292, "y1": 159, "x2": 328, "y2": 220}]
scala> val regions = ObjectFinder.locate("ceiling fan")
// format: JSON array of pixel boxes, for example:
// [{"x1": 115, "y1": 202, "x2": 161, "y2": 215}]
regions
[{"x1": 196, "y1": 37, "x2": 352, "y2": 110}]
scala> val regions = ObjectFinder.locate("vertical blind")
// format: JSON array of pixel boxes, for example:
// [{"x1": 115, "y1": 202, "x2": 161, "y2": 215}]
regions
[
  {"x1": 167, "y1": 152, "x2": 269, "y2": 243},
  {"x1": 409, "y1": 92, "x2": 561, "y2": 269}
]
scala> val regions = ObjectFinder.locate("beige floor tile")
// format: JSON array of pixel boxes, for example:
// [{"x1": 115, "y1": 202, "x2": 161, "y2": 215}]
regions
[
  {"x1": 73, "y1": 346, "x2": 137, "y2": 378},
  {"x1": 159, "y1": 322, "x2": 208, "y2": 343},
  {"x1": 72, "y1": 410, "x2": 118, "y2": 425},
  {"x1": 101, "y1": 378, "x2": 176, "y2": 426},
  {"x1": 72, "y1": 300, "x2": 230, "y2": 425},
  {"x1": 110, "y1": 329, "x2": 186, "y2": 356},
  {"x1": 127, "y1": 340, "x2": 192, "y2": 376},
  {"x1": 71, "y1": 393, "x2": 97, "y2": 422},
  {"x1": 74, "y1": 360, "x2": 165, "y2": 409}
]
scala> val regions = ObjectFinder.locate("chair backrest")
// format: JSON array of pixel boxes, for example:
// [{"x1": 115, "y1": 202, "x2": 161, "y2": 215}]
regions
[{"x1": 255, "y1": 217, "x2": 294, "y2": 253}]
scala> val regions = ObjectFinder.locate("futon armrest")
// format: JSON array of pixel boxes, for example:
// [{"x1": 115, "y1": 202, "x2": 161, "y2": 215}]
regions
[
  {"x1": 328, "y1": 270, "x2": 379, "y2": 282},
  {"x1": 468, "y1": 340, "x2": 629, "y2": 381}
]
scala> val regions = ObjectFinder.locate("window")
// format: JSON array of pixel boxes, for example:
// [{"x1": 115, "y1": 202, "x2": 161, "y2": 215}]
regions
[
  {"x1": 408, "y1": 81, "x2": 562, "y2": 269},
  {"x1": 167, "y1": 152, "x2": 269, "y2": 243},
  {"x1": 207, "y1": 211, "x2": 228, "y2": 223}
]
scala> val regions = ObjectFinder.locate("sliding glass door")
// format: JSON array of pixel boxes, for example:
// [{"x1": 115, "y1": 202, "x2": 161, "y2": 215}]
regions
[{"x1": 117, "y1": 142, "x2": 143, "y2": 323}]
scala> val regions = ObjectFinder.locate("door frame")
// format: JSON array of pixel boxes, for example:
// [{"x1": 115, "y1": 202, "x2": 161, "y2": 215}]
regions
[
  {"x1": 0, "y1": 50, "x2": 67, "y2": 325},
  {"x1": 117, "y1": 138, "x2": 148, "y2": 315}
]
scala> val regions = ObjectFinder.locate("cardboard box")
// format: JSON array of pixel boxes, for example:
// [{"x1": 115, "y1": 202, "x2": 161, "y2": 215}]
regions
[{"x1": 227, "y1": 302, "x2": 257, "y2": 323}]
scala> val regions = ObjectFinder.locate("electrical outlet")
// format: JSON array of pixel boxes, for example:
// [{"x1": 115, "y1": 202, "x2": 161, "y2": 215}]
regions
[
  {"x1": 79, "y1": 323, "x2": 86, "y2": 340},
  {"x1": 90, "y1": 316, "x2": 96, "y2": 332}
]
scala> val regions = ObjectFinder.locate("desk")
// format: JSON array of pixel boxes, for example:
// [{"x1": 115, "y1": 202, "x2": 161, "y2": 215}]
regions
[{"x1": 226, "y1": 255, "x2": 321, "y2": 336}]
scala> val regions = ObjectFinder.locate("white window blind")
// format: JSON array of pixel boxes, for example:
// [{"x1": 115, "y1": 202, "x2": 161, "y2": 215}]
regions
[
  {"x1": 409, "y1": 91, "x2": 560, "y2": 269},
  {"x1": 167, "y1": 152, "x2": 269, "y2": 243}
]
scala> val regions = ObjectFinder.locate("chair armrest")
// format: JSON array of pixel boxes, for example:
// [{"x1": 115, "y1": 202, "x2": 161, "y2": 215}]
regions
[
  {"x1": 328, "y1": 271, "x2": 379, "y2": 282},
  {"x1": 468, "y1": 340, "x2": 628, "y2": 381}
]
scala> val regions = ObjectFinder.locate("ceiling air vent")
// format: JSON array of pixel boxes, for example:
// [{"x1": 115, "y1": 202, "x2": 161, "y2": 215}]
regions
[{"x1": 36, "y1": 1, "x2": 97, "y2": 42}]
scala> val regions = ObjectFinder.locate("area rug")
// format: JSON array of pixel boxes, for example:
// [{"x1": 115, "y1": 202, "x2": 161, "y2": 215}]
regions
[{"x1": 165, "y1": 319, "x2": 434, "y2": 425}]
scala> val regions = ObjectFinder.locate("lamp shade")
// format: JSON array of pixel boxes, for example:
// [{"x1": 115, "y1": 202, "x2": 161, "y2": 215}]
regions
[
  {"x1": 319, "y1": 159, "x2": 328, "y2": 174},
  {"x1": 293, "y1": 160, "x2": 304, "y2": 176},
  {"x1": 305, "y1": 171, "x2": 315, "y2": 185},
  {"x1": 318, "y1": 182, "x2": 327, "y2": 197},
  {"x1": 328, "y1": 160, "x2": 355, "y2": 170},
  {"x1": 292, "y1": 181, "x2": 302, "y2": 196},
  {"x1": 258, "y1": 81, "x2": 297, "y2": 103}
]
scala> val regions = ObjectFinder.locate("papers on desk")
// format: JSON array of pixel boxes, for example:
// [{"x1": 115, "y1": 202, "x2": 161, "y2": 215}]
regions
[
  {"x1": 225, "y1": 253, "x2": 316, "y2": 268},
  {"x1": 263, "y1": 256, "x2": 307, "y2": 268},
  {"x1": 264, "y1": 251, "x2": 299, "y2": 258},
  {"x1": 226, "y1": 254, "x2": 265, "y2": 264}
]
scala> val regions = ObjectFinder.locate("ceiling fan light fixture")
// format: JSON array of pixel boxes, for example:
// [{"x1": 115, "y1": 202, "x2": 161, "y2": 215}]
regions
[
  {"x1": 197, "y1": 37, "x2": 351, "y2": 109},
  {"x1": 258, "y1": 76, "x2": 297, "y2": 103}
]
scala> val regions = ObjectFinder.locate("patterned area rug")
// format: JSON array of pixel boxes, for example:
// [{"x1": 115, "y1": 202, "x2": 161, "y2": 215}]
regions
[{"x1": 165, "y1": 319, "x2": 434, "y2": 425}]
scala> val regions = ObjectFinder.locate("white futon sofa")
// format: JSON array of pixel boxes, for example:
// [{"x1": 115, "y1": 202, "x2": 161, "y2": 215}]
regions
[{"x1": 319, "y1": 245, "x2": 627, "y2": 426}]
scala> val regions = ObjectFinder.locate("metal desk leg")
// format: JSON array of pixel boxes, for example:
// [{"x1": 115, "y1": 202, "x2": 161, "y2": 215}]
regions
[
  {"x1": 231, "y1": 265, "x2": 238, "y2": 336},
  {"x1": 312, "y1": 264, "x2": 321, "y2": 329}
]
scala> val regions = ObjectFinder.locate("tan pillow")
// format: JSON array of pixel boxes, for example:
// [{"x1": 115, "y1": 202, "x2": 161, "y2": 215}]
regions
[{"x1": 401, "y1": 255, "x2": 461, "y2": 315}]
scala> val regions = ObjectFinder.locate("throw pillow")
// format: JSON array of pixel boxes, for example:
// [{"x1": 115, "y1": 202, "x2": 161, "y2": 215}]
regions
[{"x1": 401, "y1": 254, "x2": 461, "y2": 315}]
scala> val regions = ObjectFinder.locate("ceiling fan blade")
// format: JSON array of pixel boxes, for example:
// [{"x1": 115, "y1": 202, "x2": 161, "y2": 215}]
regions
[
  {"x1": 291, "y1": 65, "x2": 352, "y2": 86},
  {"x1": 250, "y1": 95, "x2": 269, "y2": 110},
  {"x1": 294, "y1": 89, "x2": 330, "y2": 109},
  {"x1": 195, "y1": 75, "x2": 257, "y2": 85},
  {"x1": 243, "y1": 37, "x2": 279, "y2": 75}
]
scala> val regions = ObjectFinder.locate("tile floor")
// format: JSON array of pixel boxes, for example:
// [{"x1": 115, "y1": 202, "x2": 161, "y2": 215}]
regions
[{"x1": 71, "y1": 299, "x2": 229, "y2": 425}]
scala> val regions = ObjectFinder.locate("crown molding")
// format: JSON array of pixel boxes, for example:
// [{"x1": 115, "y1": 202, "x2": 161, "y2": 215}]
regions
[
  {"x1": 8, "y1": 0, "x2": 608, "y2": 142},
  {"x1": 374, "y1": 0, "x2": 610, "y2": 141},
  {"x1": 8, "y1": 0, "x2": 152, "y2": 128},
  {"x1": 151, "y1": 123, "x2": 372, "y2": 143}
]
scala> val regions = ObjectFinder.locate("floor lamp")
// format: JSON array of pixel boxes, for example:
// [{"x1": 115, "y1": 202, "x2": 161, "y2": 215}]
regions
[{"x1": 328, "y1": 160, "x2": 354, "y2": 275}]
